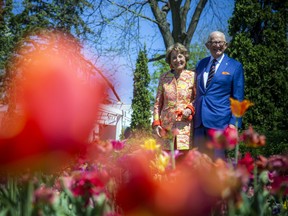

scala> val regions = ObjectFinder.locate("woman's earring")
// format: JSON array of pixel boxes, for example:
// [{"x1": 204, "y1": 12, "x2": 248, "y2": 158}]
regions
[{"x1": 170, "y1": 64, "x2": 174, "y2": 69}]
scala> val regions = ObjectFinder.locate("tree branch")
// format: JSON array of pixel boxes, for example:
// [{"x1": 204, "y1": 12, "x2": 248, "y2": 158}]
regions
[
  {"x1": 180, "y1": 0, "x2": 191, "y2": 40},
  {"x1": 184, "y1": 0, "x2": 208, "y2": 47},
  {"x1": 149, "y1": 0, "x2": 174, "y2": 48},
  {"x1": 148, "y1": 54, "x2": 166, "y2": 62},
  {"x1": 169, "y1": 0, "x2": 182, "y2": 43},
  {"x1": 107, "y1": 0, "x2": 158, "y2": 24}
]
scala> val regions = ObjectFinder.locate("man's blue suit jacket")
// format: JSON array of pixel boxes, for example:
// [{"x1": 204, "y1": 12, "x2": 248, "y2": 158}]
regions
[{"x1": 194, "y1": 54, "x2": 245, "y2": 130}]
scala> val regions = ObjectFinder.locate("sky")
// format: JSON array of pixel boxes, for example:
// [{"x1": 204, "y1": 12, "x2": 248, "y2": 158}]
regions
[{"x1": 90, "y1": 0, "x2": 235, "y2": 105}]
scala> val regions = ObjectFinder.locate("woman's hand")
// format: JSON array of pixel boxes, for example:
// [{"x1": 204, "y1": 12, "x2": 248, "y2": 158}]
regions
[
  {"x1": 182, "y1": 108, "x2": 192, "y2": 118},
  {"x1": 154, "y1": 125, "x2": 164, "y2": 137}
]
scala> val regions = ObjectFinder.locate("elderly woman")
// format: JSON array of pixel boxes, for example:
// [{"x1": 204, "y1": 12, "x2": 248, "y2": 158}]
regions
[{"x1": 152, "y1": 43, "x2": 196, "y2": 151}]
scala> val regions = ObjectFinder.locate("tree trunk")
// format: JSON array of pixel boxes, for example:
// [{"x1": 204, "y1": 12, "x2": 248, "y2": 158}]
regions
[{"x1": 149, "y1": 0, "x2": 208, "y2": 51}]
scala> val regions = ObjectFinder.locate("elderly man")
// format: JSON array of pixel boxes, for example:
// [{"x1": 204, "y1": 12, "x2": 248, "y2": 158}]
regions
[{"x1": 193, "y1": 31, "x2": 245, "y2": 160}]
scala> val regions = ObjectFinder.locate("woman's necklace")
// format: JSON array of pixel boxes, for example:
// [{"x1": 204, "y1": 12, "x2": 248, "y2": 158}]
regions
[{"x1": 172, "y1": 69, "x2": 181, "y2": 80}]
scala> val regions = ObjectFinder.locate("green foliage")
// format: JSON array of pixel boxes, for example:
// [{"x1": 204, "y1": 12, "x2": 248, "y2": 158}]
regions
[
  {"x1": 130, "y1": 47, "x2": 152, "y2": 132},
  {"x1": 227, "y1": 0, "x2": 288, "y2": 131},
  {"x1": 0, "y1": 0, "x2": 14, "y2": 70},
  {"x1": 188, "y1": 43, "x2": 209, "y2": 70},
  {"x1": 262, "y1": 130, "x2": 288, "y2": 156},
  {"x1": 0, "y1": 0, "x2": 93, "y2": 70}
]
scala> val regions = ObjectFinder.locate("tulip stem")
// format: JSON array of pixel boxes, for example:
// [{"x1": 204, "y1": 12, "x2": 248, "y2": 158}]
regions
[
  {"x1": 235, "y1": 144, "x2": 239, "y2": 165},
  {"x1": 234, "y1": 118, "x2": 239, "y2": 165},
  {"x1": 253, "y1": 165, "x2": 258, "y2": 189},
  {"x1": 170, "y1": 138, "x2": 175, "y2": 169}
]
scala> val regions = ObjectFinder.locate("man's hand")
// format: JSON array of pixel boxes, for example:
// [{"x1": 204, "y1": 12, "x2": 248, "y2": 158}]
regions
[{"x1": 229, "y1": 124, "x2": 236, "y2": 129}]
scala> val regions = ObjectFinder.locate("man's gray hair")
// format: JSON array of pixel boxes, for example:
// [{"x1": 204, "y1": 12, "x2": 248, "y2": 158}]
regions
[{"x1": 207, "y1": 31, "x2": 227, "y2": 42}]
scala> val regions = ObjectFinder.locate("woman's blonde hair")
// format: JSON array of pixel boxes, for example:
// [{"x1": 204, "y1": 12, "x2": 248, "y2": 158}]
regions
[{"x1": 165, "y1": 43, "x2": 189, "y2": 64}]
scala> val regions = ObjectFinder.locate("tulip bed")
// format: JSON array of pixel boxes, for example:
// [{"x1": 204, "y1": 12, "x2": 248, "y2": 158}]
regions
[{"x1": 0, "y1": 130, "x2": 287, "y2": 216}]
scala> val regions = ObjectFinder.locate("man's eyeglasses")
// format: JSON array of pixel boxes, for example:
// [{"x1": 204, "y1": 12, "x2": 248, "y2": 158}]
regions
[{"x1": 208, "y1": 41, "x2": 227, "y2": 46}]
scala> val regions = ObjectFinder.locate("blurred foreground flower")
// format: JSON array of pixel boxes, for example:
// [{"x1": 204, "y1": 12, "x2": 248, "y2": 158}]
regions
[
  {"x1": 141, "y1": 138, "x2": 160, "y2": 151},
  {"x1": 208, "y1": 126, "x2": 238, "y2": 150},
  {"x1": 114, "y1": 149, "x2": 254, "y2": 215},
  {"x1": 111, "y1": 140, "x2": 125, "y2": 151},
  {"x1": 238, "y1": 153, "x2": 255, "y2": 178},
  {"x1": 0, "y1": 31, "x2": 106, "y2": 172},
  {"x1": 33, "y1": 186, "x2": 56, "y2": 206},
  {"x1": 269, "y1": 172, "x2": 288, "y2": 195},
  {"x1": 230, "y1": 98, "x2": 254, "y2": 118},
  {"x1": 70, "y1": 171, "x2": 107, "y2": 201},
  {"x1": 182, "y1": 148, "x2": 214, "y2": 170},
  {"x1": 114, "y1": 151, "x2": 158, "y2": 215},
  {"x1": 151, "y1": 151, "x2": 170, "y2": 173},
  {"x1": 240, "y1": 126, "x2": 266, "y2": 148},
  {"x1": 114, "y1": 150, "x2": 221, "y2": 215},
  {"x1": 267, "y1": 155, "x2": 288, "y2": 174}
]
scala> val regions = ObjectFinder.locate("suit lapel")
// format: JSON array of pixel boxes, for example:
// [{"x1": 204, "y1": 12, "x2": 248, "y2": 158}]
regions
[{"x1": 199, "y1": 58, "x2": 210, "y2": 92}]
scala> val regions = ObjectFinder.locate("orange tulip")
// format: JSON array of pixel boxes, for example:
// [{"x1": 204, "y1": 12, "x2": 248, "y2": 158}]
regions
[{"x1": 230, "y1": 98, "x2": 254, "y2": 118}]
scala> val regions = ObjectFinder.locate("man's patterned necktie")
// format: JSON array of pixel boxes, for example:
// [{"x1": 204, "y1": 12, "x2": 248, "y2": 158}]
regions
[{"x1": 206, "y1": 59, "x2": 217, "y2": 87}]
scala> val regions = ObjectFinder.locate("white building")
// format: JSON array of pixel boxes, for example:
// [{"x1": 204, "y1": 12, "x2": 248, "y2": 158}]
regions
[{"x1": 93, "y1": 103, "x2": 132, "y2": 141}]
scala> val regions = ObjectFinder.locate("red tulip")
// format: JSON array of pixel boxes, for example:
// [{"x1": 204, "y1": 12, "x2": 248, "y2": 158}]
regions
[
  {"x1": 238, "y1": 153, "x2": 255, "y2": 177},
  {"x1": 269, "y1": 171, "x2": 288, "y2": 195},
  {"x1": 111, "y1": 140, "x2": 125, "y2": 151},
  {"x1": 0, "y1": 31, "x2": 106, "y2": 172},
  {"x1": 240, "y1": 126, "x2": 266, "y2": 148},
  {"x1": 208, "y1": 126, "x2": 239, "y2": 150},
  {"x1": 267, "y1": 155, "x2": 288, "y2": 174}
]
